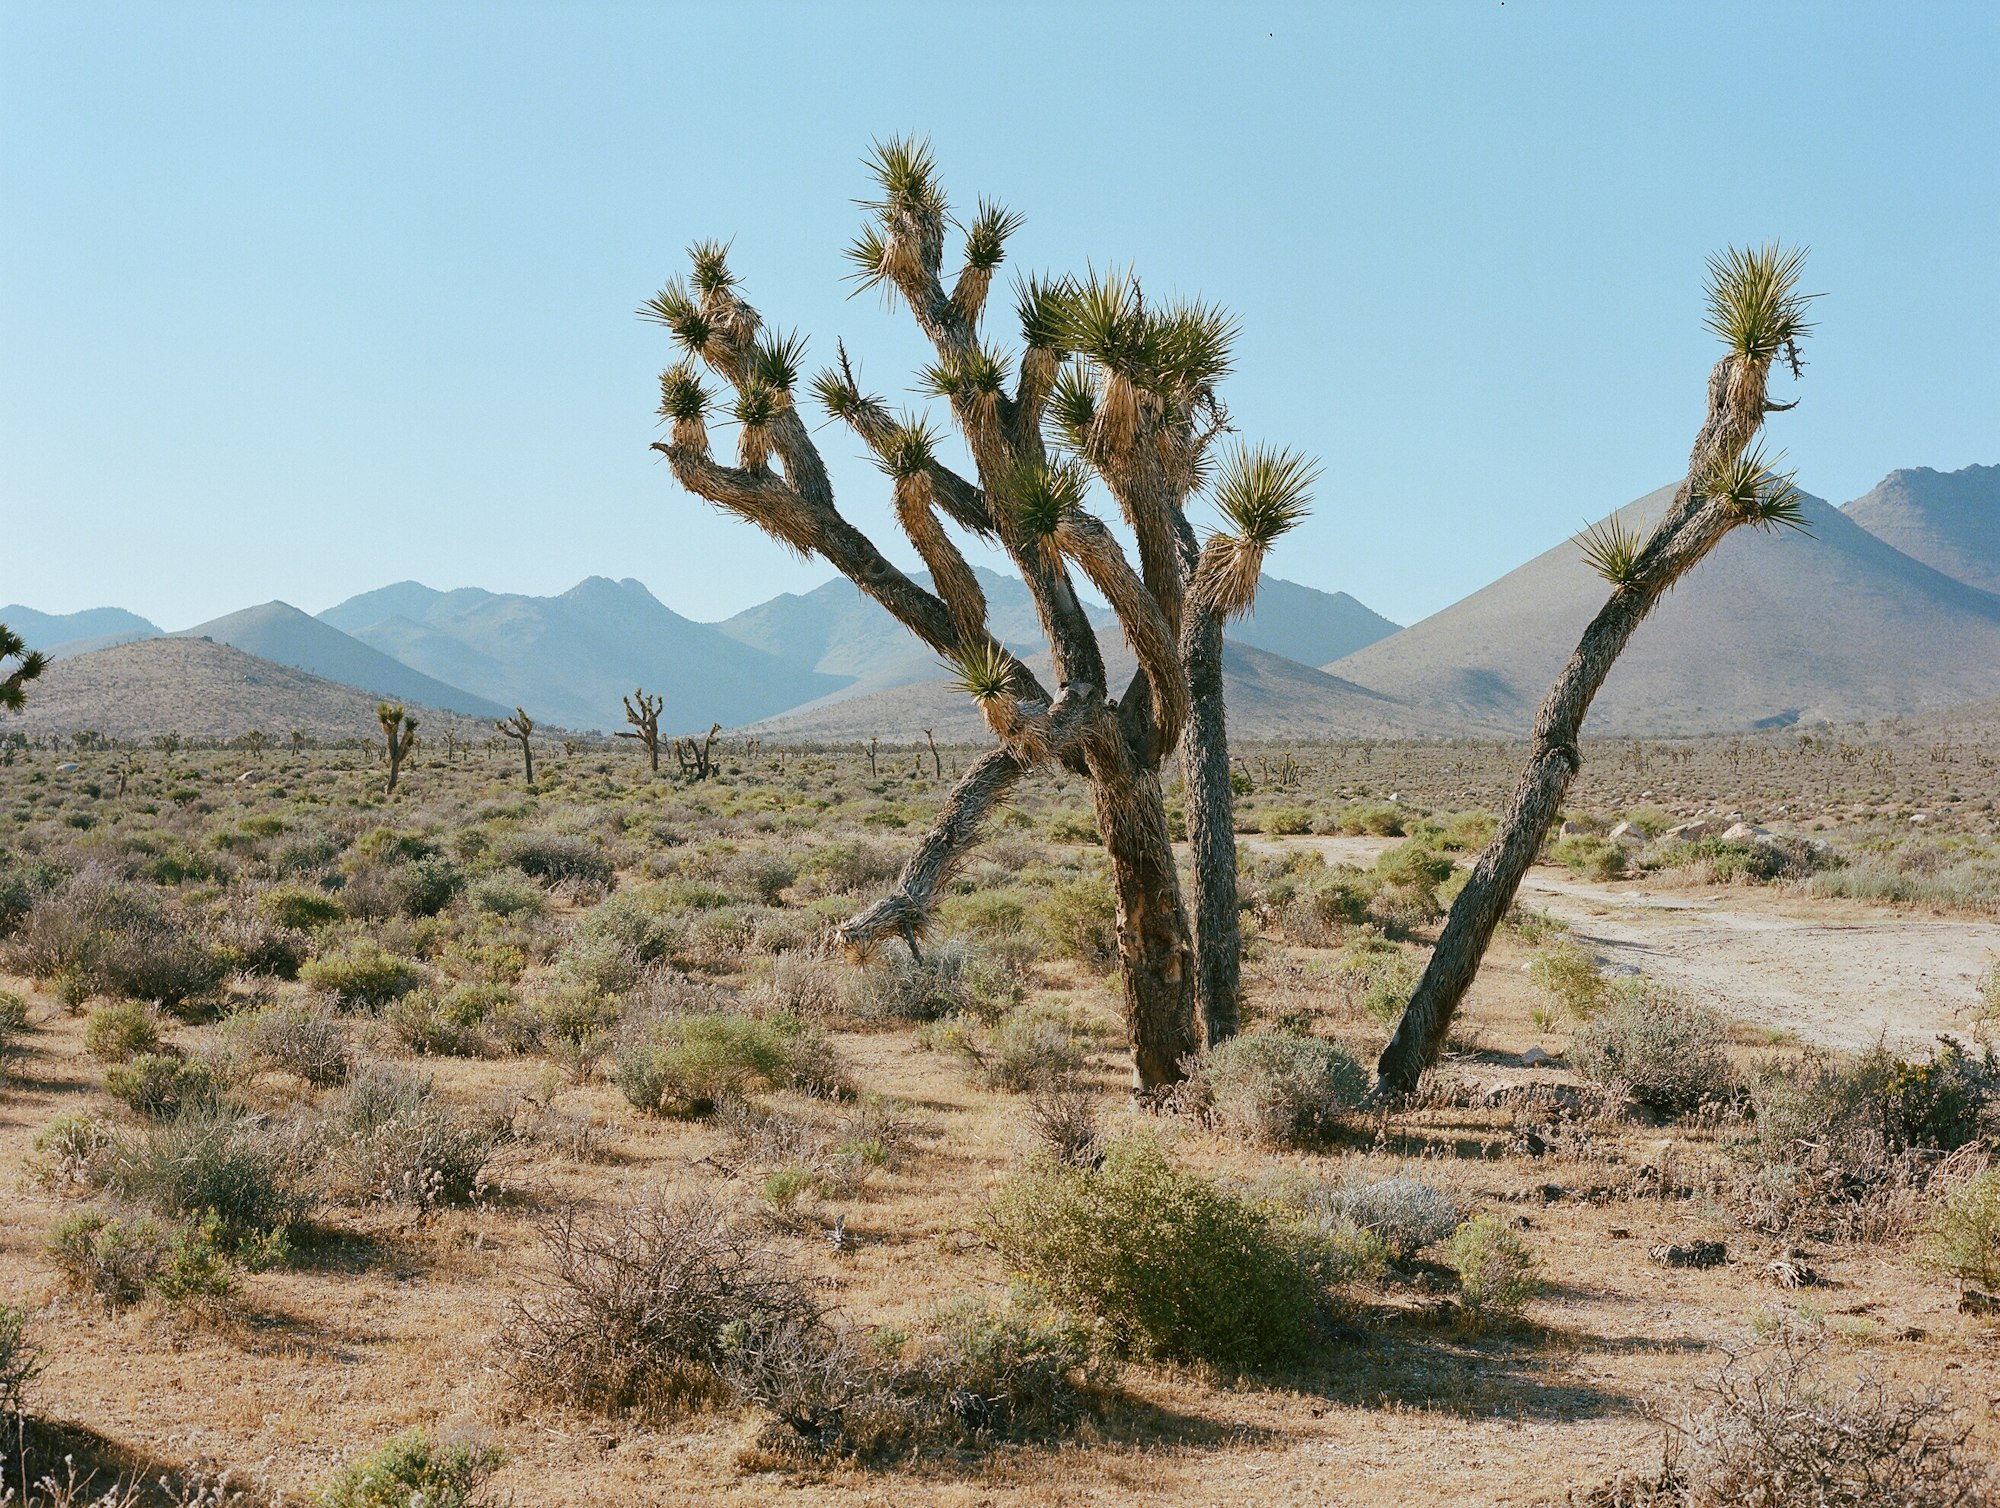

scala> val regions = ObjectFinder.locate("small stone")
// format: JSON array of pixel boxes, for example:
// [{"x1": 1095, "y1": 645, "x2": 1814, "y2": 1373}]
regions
[
  {"x1": 1607, "y1": 821, "x2": 1641, "y2": 842},
  {"x1": 1608, "y1": 1227, "x2": 1631, "y2": 1240},
  {"x1": 1650, "y1": 1239, "x2": 1727, "y2": 1269},
  {"x1": 1519, "y1": 1046, "x2": 1556, "y2": 1067}
]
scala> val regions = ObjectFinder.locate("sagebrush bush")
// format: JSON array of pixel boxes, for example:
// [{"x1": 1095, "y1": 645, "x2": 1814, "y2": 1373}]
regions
[
  {"x1": 467, "y1": 869, "x2": 547, "y2": 918},
  {"x1": 1176, "y1": 1032, "x2": 1366, "y2": 1147},
  {"x1": 380, "y1": 984, "x2": 495, "y2": 1057},
  {"x1": 899, "y1": 1286, "x2": 1107, "y2": 1441},
  {"x1": 104, "y1": 1052, "x2": 228, "y2": 1120},
  {"x1": 1444, "y1": 1214, "x2": 1541, "y2": 1321},
  {"x1": 4, "y1": 869, "x2": 226, "y2": 1010},
  {"x1": 240, "y1": 998, "x2": 355, "y2": 1086},
  {"x1": 856, "y1": 939, "x2": 1020, "y2": 1022},
  {"x1": 1322, "y1": 1175, "x2": 1464, "y2": 1262},
  {"x1": 939, "y1": 1002, "x2": 1096, "y2": 1092},
  {"x1": 1918, "y1": 1167, "x2": 2000, "y2": 1291},
  {"x1": 316, "y1": 1428, "x2": 500, "y2": 1508},
  {"x1": 83, "y1": 1000, "x2": 159, "y2": 1062},
  {"x1": 109, "y1": 1103, "x2": 316, "y2": 1244},
  {"x1": 1571, "y1": 982, "x2": 1734, "y2": 1112},
  {"x1": 326, "y1": 1066, "x2": 503, "y2": 1209},
  {"x1": 299, "y1": 939, "x2": 422, "y2": 1007},
  {"x1": 497, "y1": 830, "x2": 616, "y2": 896},
  {"x1": 615, "y1": 1012, "x2": 844, "y2": 1117},
  {"x1": 29, "y1": 1112, "x2": 114, "y2": 1195},
  {"x1": 258, "y1": 883, "x2": 344, "y2": 931},
  {"x1": 983, "y1": 1137, "x2": 1331, "y2": 1370},
  {"x1": 1528, "y1": 938, "x2": 1609, "y2": 1020}
]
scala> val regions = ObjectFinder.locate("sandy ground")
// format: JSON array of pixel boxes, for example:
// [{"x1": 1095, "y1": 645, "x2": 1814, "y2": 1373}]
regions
[{"x1": 1252, "y1": 835, "x2": 2000, "y2": 1052}]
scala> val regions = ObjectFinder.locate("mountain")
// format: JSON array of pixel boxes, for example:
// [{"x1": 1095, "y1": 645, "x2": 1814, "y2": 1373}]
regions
[
  {"x1": 317, "y1": 576, "x2": 845, "y2": 732},
  {"x1": 746, "y1": 636, "x2": 1451, "y2": 742},
  {"x1": 1, "y1": 604, "x2": 161, "y2": 657},
  {"x1": 175, "y1": 601, "x2": 509, "y2": 720},
  {"x1": 4, "y1": 637, "x2": 499, "y2": 741},
  {"x1": 1226, "y1": 577, "x2": 1400, "y2": 665},
  {"x1": 1842, "y1": 463, "x2": 2000, "y2": 596},
  {"x1": 1326, "y1": 480, "x2": 2000, "y2": 734}
]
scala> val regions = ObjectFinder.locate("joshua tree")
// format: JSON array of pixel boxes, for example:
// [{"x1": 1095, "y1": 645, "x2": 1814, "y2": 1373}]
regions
[
  {"x1": 644, "y1": 138, "x2": 1311, "y2": 1087},
  {"x1": 377, "y1": 702, "x2": 418, "y2": 795},
  {"x1": 617, "y1": 688, "x2": 664, "y2": 772},
  {"x1": 1376, "y1": 244, "x2": 1814, "y2": 1095},
  {"x1": 496, "y1": 708, "x2": 536, "y2": 789},
  {"x1": 0, "y1": 625, "x2": 45, "y2": 713},
  {"x1": 922, "y1": 728, "x2": 942, "y2": 780},
  {"x1": 673, "y1": 721, "x2": 722, "y2": 781}
]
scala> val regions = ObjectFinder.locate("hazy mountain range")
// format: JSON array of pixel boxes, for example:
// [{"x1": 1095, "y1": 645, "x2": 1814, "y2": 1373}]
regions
[{"x1": 4, "y1": 461, "x2": 1994, "y2": 742}]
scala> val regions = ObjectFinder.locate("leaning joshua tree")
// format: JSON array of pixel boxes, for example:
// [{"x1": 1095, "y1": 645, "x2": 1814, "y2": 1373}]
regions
[
  {"x1": 645, "y1": 139, "x2": 1312, "y2": 1087},
  {"x1": 496, "y1": 707, "x2": 536, "y2": 789},
  {"x1": 616, "y1": 688, "x2": 664, "y2": 772},
  {"x1": 0, "y1": 625, "x2": 45, "y2": 712},
  {"x1": 1375, "y1": 244, "x2": 1815, "y2": 1095},
  {"x1": 377, "y1": 703, "x2": 418, "y2": 796}
]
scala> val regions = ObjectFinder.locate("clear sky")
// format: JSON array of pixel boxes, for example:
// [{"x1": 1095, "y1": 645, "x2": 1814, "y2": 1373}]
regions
[{"x1": 2, "y1": 1, "x2": 1994, "y2": 634}]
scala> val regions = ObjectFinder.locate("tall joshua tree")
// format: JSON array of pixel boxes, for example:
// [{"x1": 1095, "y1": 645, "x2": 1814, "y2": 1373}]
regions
[
  {"x1": 1376, "y1": 244, "x2": 1815, "y2": 1095},
  {"x1": 617, "y1": 688, "x2": 664, "y2": 772},
  {"x1": 378, "y1": 702, "x2": 418, "y2": 795},
  {"x1": 496, "y1": 708, "x2": 536, "y2": 789},
  {"x1": 0, "y1": 625, "x2": 46, "y2": 712},
  {"x1": 645, "y1": 138, "x2": 1312, "y2": 1088}
]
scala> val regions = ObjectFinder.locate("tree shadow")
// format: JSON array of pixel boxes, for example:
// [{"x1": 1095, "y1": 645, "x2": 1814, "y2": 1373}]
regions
[{"x1": 3, "y1": 1414, "x2": 270, "y2": 1507}]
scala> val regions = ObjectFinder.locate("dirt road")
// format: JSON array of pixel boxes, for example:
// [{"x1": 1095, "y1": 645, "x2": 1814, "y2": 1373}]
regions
[{"x1": 1250, "y1": 834, "x2": 2000, "y2": 1051}]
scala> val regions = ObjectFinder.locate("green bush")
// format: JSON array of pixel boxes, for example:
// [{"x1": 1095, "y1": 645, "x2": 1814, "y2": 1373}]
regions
[
  {"x1": 1550, "y1": 834, "x2": 1628, "y2": 882},
  {"x1": 857, "y1": 938, "x2": 1021, "y2": 1022},
  {"x1": 983, "y1": 1137, "x2": 1331, "y2": 1370},
  {"x1": 1658, "y1": 837, "x2": 1785, "y2": 883},
  {"x1": 467, "y1": 870, "x2": 547, "y2": 918},
  {"x1": 259, "y1": 884, "x2": 344, "y2": 931},
  {"x1": 104, "y1": 1052, "x2": 227, "y2": 1119},
  {"x1": 0, "y1": 988, "x2": 30, "y2": 1032},
  {"x1": 4, "y1": 871, "x2": 225, "y2": 1010},
  {"x1": 45, "y1": 1208, "x2": 169, "y2": 1309},
  {"x1": 109, "y1": 1103, "x2": 316, "y2": 1245},
  {"x1": 28, "y1": 1112, "x2": 114, "y2": 1194},
  {"x1": 1528, "y1": 938, "x2": 1609, "y2": 1020},
  {"x1": 1334, "y1": 936, "x2": 1422, "y2": 1026},
  {"x1": 1327, "y1": 801, "x2": 1403, "y2": 837},
  {"x1": 1260, "y1": 806, "x2": 1313, "y2": 836},
  {"x1": 1571, "y1": 982, "x2": 1734, "y2": 1112},
  {"x1": 83, "y1": 1000, "x2": 159, "y2": 1062},
  {"x1": 615, "y1": 1012, "x2": 845, "y2": 1117},
  {"x1": 0, "y1": 1302, "x2": 39, "y2": 1415},
  {"x1": 316, "y1": 1428, "x2": 500, "y2": 1508},
  {"x1": 1176, "y1": 1033, "x2": 1366, "y2": 1147},
  {"x1": 380, "y1": 984, "x2": 498, "y2": 1057},
  {"x1": 1444, "y1": 1214, "x2": 1542, "y2": 1321},
  {"x1": 901, "y1": 1286, "x2": 1106, "y2": 1440},
  {"x1": 496, "y1": 830, "x2": 616, "y2": 895},
  {"x1": 1919, "y1": 1168, "x2": 2000, "y2": 1291},
  {"x1": 300, "y1": 939, "x2": 423, "y2": 1007},
  {"x1": 1039, "y1": 875, "x2": 1118, "y2": 969},
  {"x1": 1749, "y1": 1042, "x2": 1992, "y2": 1168}
]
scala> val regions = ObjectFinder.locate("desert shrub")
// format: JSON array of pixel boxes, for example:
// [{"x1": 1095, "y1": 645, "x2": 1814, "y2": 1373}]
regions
[
  {"x1": 1324, "y1": 800, "x2": 1403, "y2": 837},
  {"x1": 497, "y1": 830, "x2": 616, "y2": 896},
  {"x1": 300, "y1": 939, "x2": 422, "y2": 1007},
  {"x1": 316, "y1": 1428, "x2": 500, "y2": 1508},
  {"x1": 1175, "y1": 1032, "x2": 1366, "y2": 1147},
  {"x1": 615, "y1": 1012, "x2": 844, "y2": 1117},
  {"x1": 571, "y1": 886, "x2": 683, "y2": 963},
  {"x1": 1321, "y1": 1175, "x2": 1464, "y2": 1262},
  {"x1": 941, "y1": 1002, "x2": 1096, "y2": 1092},
  {"x1": 4, "y1": 869, "x2": 225, "y2": 1010},
  {"x1": 1444, "y1": 1214, "x2": 1541, "y2": 1321},
  {"x1": 856, "y1": 938, "x2": 1020, "y2": 1022},
  {"x1": 341, "y1": 856, "x2": 463, "y2": 920},
  {"x1": 1750, "y1": 1042, "x2": 1991, "y2": 1167},
  {"x1": 728, "y1": 849, "x2": 799, "y2": 906},
  {"x1": 1375, "y1": 837, "x2": 1453, "y2": 896},
  {"x1": 983, "y1": 1137, "x2": 1330, "y2": 1370},
  {"x1": 1529, "y1": 937, "x2": 1609, "y2": 1020},
  {"x1": 499, "y1": 1188, "x2": 829, "y2": 1417},
  {"x1": 240, "y1": 998, "x2": 355, "y2": 1087},
  {"x1": 28, "y1": 1112, "x2": 115, "y2": 1195},
  {"x1": 109, "y1": 1103, "x2": 316, "y2": 1245},
  {"x1": 1025, "y1": 1083, "x2": 1103, "y2": 1167},
  {"x1": 1571, "y1": 982, "x2": 1734, "y2": 1112},
  {"x1": 1260, "y1": 806, "x2": 1313, "y2": 836},
  {"x1": 1658, "y1": 836, "x2": 1786, "y2": 884},
  {"x1": 1334, "y1": 935, "x2": 1421, "y2": 1025},
  {"x1": 45, "y1": 1208, "x2": 168, "y2": 1310},
  {"x1": 467, "y1": 869, "x2": 546, "y2": 918},
  {"x1": 1919, "y1": 1167, "x2": 2000, "y2": 1291},
  {"x1": 380, "y1": 984, "x2": 496, "y2": 1057},
  {"x1": 325, "y1": 1066, "x2": 503, "y2": 1209},
  {"x1": 1670, "y1": 1335, "x2": 1996, "y2": 1507},
  {"x1": 0, "y1": 988, "x2": 27, "y2": 1032},
  {"x1": 552, "y1": 931, "x2": 644, "y2": 997},
  {"x1": 755, "y1": 953, "x2": 846, "y2": 1020},
  {"x1": 210, "y1": 911, "x2": 310, "y2": 980},
  {"x1": 796, "y1": 839, "x2": 902, "y2": 896},
  {"x1": 1038, "y1": 875, "x2": 1118, "y2": 969},
  {"x1": 896, "y1": 1287, "x2": 1106, "y2": 1441},
  {"x1": 258, "y1": 883, "x2": 344, "y2": 931},
  {"x1": 938, "y1": 887, "x2": 1029, "y2": 941},
  {"x1": 1551, "y1": 834, "x2": 1628, "y2": 881},
  {"x1": 0, "y1": 1302, "x2": 39, "y2": 1415},
  {"x1": 83, "y1": 1000, "x2": 159, "y2": 1062},
  {"x1": 1438, "y1": 810, "x2": 1498, "y2": 851},
  {"x1": 104, "y1": 1052, "x2": 227, "y2": 1120}
]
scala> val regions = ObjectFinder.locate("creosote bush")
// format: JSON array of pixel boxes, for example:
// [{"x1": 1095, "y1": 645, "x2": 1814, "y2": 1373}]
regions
[
  {"x1": 983, "y1": 1136, "x2": 1332, "y2": 1370},
  {"x1": 104, "y1": 1052, "x2": 228, "y2": 1120},
  {"x1": 315, "y1": 1428, "x2": 500, "y2": 1508},
  {"x1": 1175, "y1": 1032, "x2": 1366, "y2": 1147},
  {"x1": 1443, "y1": 1214, "x2": 1542, "y2": 1322},
  {"x1": 1529, "y1": 938, "x2": 1610, "y2": 1020},
  {"x1": 1571, "y1": 982, "x2": 1735, "y2": 1112},
  {"x1": 1918, "y1": 1166, "x2": 2000, "y2": 1291},
  {"x1": 615, "y1": 1012, "x2": 845, "y2": 1117},
  {"x1": 82, "y1": 1000, "x2": 160, "y2": 1062},
  {"x1": 299, "y1": 940, "x2": 423, "y2": 1008}
]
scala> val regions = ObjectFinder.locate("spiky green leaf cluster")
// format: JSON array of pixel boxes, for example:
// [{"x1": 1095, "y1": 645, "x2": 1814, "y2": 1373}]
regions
[
  {"x1": 1058, "y1": 268, "x2": 1149, "y2": 374},
  {"x1": 1706, "y1": 443, "x2": 1810, "y2": 534},
  {"x1": 863, "y1": 135, "x2": 947, "y2": 222},
  {"x1": 751, "y1": 329, "x2": 808, "y2": 393},
  {"x1": 1212, "y1": 445, "x2": 1318, "y2": 547},
  {"x1": 1045, "y1": 361, "x2": 1098, "y2": 451},
  {"x1": 942, "y1": 640, "x2": 1015, "y2": 704},
  {"x1": 638, "y1": 281, "x2": 712, "y2": 353},
  {"x1": 1152, "y1": 298, "x2": 1238, "y2": 391},
  {"x1": 875, "y1": 415, "x2": 944, "y2": 479},
  {"x1": 689, "y1": 239, "x2": 736, "y2": 296},
  {"x1": 0, "y1": 625, "x2": 44, "y2": 712},
  {"x1": 917, "y1": 344, "x2": 1008, "y2": 403},
  {"x1": 963, "y1": 198, "x2": 1023, "y2": 272},
  {"x1": 734, "y1": 378, "x2": 779, "y2": 431},
  {"x1": 1578, "y1": 514, "x2": 1648, "y2": 589},
  {"x1": 658, "y1": 364, "x2": 710, "y2": 423},
  {"x1": 843, "y1": 223, "x2": 890, "y2": 291},
  {"x1": 1003, "y1": 459, "x2": 1089, "y2": 541},
  {"x1": 1704, "y1": 243, "x2": 1814, "y2": 364},
  {"x1": 810, "y1": 367, "x2": 867, "y2": 423},
  {"x1": 1015, "y1": 273, "x2": 1075, "y2": 353}
]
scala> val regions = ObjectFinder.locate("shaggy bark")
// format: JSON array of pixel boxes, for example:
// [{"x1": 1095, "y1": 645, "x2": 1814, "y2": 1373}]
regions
[
  {"x1": 1377, "y1": 349, "x2": 1801, "y2": 1095},
  {"x1": 1180, "y1": 602, "x2": 1241, "y2": 1044}
]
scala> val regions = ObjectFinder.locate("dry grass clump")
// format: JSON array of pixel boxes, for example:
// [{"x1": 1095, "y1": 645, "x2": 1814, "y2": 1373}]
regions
[
  {"x1": 0, "y1": 1301, "x2": 40, "y2": 1415},
  {"x1": 854, "y1": 938, "x2": 1022, "y2": 1023},
  {"x1": 323, "y1": 1065, "x2": 505, "y2": 1210},
  {"x1": 103, "y1": 1051, "x2": 229, "y2": 1120},
  {"x1": 1173, "y1": 1032, "x2": 1367, "y2": 1147},
  {"x1": 1024, "y1": 1082, "x2": 1104, "y2": 1167},
  {"x1": 107, "y1": 1104, "x2": 319, "y2": 1247}
]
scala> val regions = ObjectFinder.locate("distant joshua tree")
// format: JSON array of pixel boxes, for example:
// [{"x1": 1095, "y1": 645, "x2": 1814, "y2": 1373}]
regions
[
  {"x1": 1376, "y1": 245, "x2": 1815, "y2": 1095},
  {"x1": 496, "y1": 708, "x2": 536, "y2": 789},
  {"x1": 644, "y1": 138, "x2": 1312, "y2": 1087},
  {"x1": 616, "y1": 688, "x2": 665, "y2": 772},
  {"x1": 377, "y1": 703, "x2": 418, "y2": 796},
  {"x1": 0, "y1": 625, "x2": 45, "y2": 713},
  {"x1": 673, "y1": 721, "x2": 721, "y2": 781}
]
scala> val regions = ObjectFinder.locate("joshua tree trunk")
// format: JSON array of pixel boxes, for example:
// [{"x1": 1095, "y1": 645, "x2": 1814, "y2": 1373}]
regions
[
  {"x1": 644, "y1": 140, "x2": 1313, "y2": 1089},
  {"x1": 1376, "y1": 245, "x2": 1814, "y2": 1095},
  {"x1": 1180, "y1": 604, "x2": 1241, "y2": 1045}
]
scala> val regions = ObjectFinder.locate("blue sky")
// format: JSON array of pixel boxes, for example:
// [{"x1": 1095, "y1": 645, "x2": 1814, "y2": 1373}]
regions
[{"x1": 2, "y1": 2, "x2": 1994, "y2": 634}]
